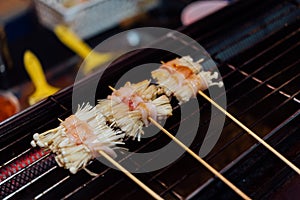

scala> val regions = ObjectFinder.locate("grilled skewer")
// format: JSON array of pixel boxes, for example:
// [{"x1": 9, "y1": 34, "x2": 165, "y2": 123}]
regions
[
  {"x1": 31, "y1": 103, "x2": 163, "y2": 199},
  {"x1": 151, "y1": 55, "x2": 300, "y2": 175}
]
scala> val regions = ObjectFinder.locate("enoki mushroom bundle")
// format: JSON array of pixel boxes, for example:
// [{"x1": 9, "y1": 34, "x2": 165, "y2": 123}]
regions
[
  {"x1": 97, "y1": 80, "x2": 172, "y2": 141},
  {"x1": 152, "y1": 56, "x2": 223, "y2": 103},
  {"x1": 31, "y1": 104, "x2": 125, "y2": 174}
]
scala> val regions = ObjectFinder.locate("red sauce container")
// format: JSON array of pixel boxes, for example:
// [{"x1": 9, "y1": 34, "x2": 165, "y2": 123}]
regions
[{"x1": 0, "y1": 91, "x2": 20, "y2": 122}]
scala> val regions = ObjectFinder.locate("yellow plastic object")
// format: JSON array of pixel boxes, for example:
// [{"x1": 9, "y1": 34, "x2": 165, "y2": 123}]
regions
[
  {"x1": 24, "y1": 51, "x2": 60, "y2": 105},
  {"x1": 54, "y1": 25, "x2": 112, "y2": 74}
]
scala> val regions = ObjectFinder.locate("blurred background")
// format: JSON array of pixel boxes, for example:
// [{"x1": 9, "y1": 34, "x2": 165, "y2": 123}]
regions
[{"x1": 0, "y1": 0, "x2": 232, "y2": 121}]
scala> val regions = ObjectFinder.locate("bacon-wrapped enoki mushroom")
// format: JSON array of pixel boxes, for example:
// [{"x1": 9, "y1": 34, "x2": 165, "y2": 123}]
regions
[
  {"x1": 152, "y1": 56, "x2": 223, "y2": 104},
  {"x1": 96, "y1": 80, "x2": 172, "y2": 141},
  {"x1": 31, "y1": 103, "x2": 125, "y2": 175}
]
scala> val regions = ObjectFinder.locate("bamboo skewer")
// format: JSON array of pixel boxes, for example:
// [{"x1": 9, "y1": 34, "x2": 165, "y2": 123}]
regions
[
  {"x1": 108, "y1": 86, "x2": 250, "y2": 199},
  {"x1": 198, "y1": 90, "x2": 300, "y2": 175},
  {"x1": 149, "y1": 118, "x2": 251, "y2": 200},
  {"x1": 99, "y1": 150, "x2": 164, "y2": 200}
]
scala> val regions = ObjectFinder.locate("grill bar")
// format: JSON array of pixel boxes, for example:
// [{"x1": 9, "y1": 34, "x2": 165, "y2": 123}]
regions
[
  {"x1": 186, "y1": 108, "x2": 299, "y2": 199},
  {"x1": 3, "y1": 165, "x2": 58, "y2": 200},
  {"x1": 1, "y1": 154, "x2": 56, "y2": 199},
  {"x1": 191, "y1": 114, "x2": 299, "y2": 199},
  {"x1": 209, "y1": 3, "x2": 296, "y2": 52},
  {"x1": 0, "y1": 151, "x2": 50, "y2": 186},
  {"x1": 0, "y1": 148, "x2": 31, "y2": 169},
  {"x1": 35, "y1": 176, "x2": 70, "y2": 199}
]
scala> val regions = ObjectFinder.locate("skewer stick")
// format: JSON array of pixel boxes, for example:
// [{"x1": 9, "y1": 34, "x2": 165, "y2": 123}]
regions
[
  {"x1": 99, "y1": 150, "x2": 164, "y2": 200},
  {"x1": 198, "y1": 90, "x2": 300, "y2": 175},
  {"x1": 149, "y1": 118, "x2": 251, "y2": 200},
  {"x1": 108, "y1": 85, "x2": 250, "y2": 199}
]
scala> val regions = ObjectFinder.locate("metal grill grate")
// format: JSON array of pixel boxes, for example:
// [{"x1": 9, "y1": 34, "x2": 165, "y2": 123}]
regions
[{"x1": 0, "y1": 0, "x2": 299, "y2": 199}]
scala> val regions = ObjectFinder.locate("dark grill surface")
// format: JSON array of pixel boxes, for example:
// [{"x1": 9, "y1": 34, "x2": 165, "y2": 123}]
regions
[{"x1": 0, "y1": 0, "x2": 299, "y2": 199}]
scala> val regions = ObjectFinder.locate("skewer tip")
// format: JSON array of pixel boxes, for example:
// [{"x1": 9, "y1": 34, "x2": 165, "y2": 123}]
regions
[{"x1": 108, "y1": 85, "x2": 116, "y2": 92}]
